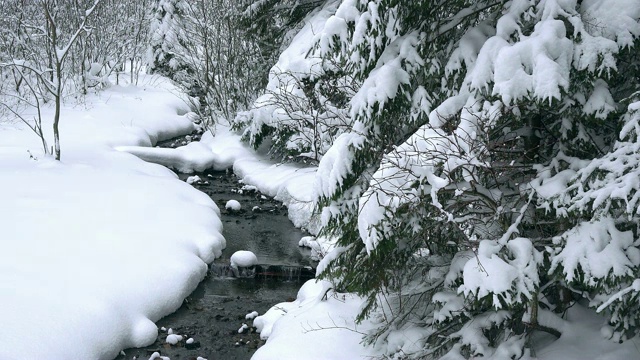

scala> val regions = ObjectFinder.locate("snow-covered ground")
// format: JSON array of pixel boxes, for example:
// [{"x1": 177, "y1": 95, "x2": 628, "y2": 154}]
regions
[{"x1": 0, "y1": 76, "x2": 224, "y2": 359}]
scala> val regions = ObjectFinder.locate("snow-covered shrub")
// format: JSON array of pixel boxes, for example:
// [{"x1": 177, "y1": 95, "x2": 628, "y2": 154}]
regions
[
  {"x1": 237, "y1": 0, "x2": 332, "y2": 81},
  {"x1": 236, "y1": 64, "x2": 355, "y2": 163},
  {"x1": 148, "y1": 0, "x2": 267, "y2": 126},
  {"x1": 234, "y1": 1, "x2": 357, "y2": 162},
  {"x1": 0, "y1": 0, "x2": 110, "y2": 160}
]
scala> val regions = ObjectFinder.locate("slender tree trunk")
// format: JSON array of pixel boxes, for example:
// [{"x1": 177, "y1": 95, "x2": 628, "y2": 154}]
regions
[
  {"x1": 53, "y1": 74, "x2": 61, "y2": 160},
  {"x1": 53, "y1": 27, "x2": 62, "y2": 160}
]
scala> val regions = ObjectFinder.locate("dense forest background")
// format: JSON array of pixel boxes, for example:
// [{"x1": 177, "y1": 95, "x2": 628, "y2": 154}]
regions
[{"x1": 2, "y1": 1, "x2": 639, "y2": 358}]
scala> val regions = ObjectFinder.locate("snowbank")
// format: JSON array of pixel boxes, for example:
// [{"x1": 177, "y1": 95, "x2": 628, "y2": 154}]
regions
[
  {"x1": 535, "y1": 305, "x2": 640, "y2": 360},
  {"x1": 121, "y1": 126, "x2": 320, "y2": 234},
  {"x1": 0, "y1": 75, "x2": 225, "y2": 359},
  {"x1": 116, "y1": 141, "x2": 219, "y2": 173},
  {"x1": 252, "y1": 279, "x2": 376, "y2": 360},
  {"x1": 199, "y1": 127, "x2": 319, "y2": 233},
  {"x1": 0, "y1": 76, "x2": 195, "y2": 151},
  {"x1": 232, "y1": 155, "x2": 317, "y2": 232}
]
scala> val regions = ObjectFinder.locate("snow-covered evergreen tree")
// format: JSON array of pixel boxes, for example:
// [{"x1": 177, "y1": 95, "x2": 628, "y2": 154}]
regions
[
  {"x1": 147, "y1": 0, "x2": 189, "y2": 77},
  {"x1": 239, "y1": 0, "x2": 329, "y2": 63},
  {"x1": 286, "y1": 0, "x2": 639, "y2": 358}
]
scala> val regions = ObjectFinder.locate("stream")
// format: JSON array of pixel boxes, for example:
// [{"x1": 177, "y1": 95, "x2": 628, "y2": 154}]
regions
[{"x1": 115, "y1": 138, "x2": 317, "y2": 360}]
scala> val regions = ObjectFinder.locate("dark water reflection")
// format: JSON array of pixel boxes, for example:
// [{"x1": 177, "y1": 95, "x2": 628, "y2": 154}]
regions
[{"x1": 190, "y1": 170, "x2": 314, "y2": 267}]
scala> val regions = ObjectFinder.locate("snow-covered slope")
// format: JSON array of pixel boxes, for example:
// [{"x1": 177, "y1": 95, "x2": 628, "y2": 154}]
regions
[{"x1": 0, "y1": 75, "x2": 225, "y2": 359}]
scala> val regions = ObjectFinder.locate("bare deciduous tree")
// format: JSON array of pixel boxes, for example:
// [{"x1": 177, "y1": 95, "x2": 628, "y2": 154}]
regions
[{"x1": 0, "y1": 0, "x2": 152, "y2": 160}]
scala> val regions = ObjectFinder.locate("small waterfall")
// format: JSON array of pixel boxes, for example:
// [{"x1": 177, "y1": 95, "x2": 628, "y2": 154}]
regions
[
  {"x1": 254, "y1": 265, "x2": 315, "y2": 281},
  {"x1": 209, "y1": 263, "x2": 256, "y2": 278},
  {"x1": 209, "y1": 263, "x2": 315, "y2": 281}
]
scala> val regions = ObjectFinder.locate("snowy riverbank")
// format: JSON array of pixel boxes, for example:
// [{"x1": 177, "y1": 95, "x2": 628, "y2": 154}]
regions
[{"x1": 0, "y1": 76, "x2": 225, "y2": 359}]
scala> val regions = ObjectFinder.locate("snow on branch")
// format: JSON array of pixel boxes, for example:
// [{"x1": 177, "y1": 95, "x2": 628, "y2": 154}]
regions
[
  {"x1": 549, "y1": 217, "x2": 640, "y2": 287},
  {"x1": 596, "y1": 279, "x2": 640, "y2": 313},
  {"x1": 46, "y1": 0, "x2": 103, "y2": 63}
]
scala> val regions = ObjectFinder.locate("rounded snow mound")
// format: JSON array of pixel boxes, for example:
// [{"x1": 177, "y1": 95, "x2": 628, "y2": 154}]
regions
[
  {"x1": 230, "y1": 250, "x2": 258, "y2": 268},
  {"x1": 225, "y1": 199, "x2": 241, "y2": 211}
]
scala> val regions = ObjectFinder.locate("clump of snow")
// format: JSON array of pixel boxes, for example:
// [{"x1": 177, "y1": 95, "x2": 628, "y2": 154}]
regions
[
  {"x1": 298, "y1": 236, "x2": 332, "y2": 261},
  {"x1": 350, "y1": 33, "x2": 423, "y2": 119},
  {"x1": 148, "y1": 352, "x2": 170, "y2": 360},
  {"x1": 186, "y1": 338, "x2": 195, "y2": 344},
  {"x1": 238, "y1": 323, "x2": 249, "y2": 333},
  {"x1": 225, "y1": 199, "x2": 241, "y2": 211},
  {"x1": 252, "y1": 279, "x2": 376, "y2": 359},
  {"x1": 550, "y1": 217, "x2": 640, "y2": 286},
  {"x1": 246, "y1": 311, "x2": 259, "y2": 320},
  {"x1": 241, "y1": 184, "x2": 258, "y2": 192},
  {"x1": 600, "y1": 325, "x2": 614, "y2": 339},
  {"x1": 186, "y1": 175, "x2": 201, "y2": 184},
  {"x1": 230, "y1": 251, "x2": 258, "y2": 269},
  {"x1": 460, "y1": 238, "x2": 542, "y2": 309},
  {"x1": 165, "y1": 334, "x2": 183, "y2": 345},
  {"x1": 298, "y1": 236, "x2": 316, "y2": 248}
]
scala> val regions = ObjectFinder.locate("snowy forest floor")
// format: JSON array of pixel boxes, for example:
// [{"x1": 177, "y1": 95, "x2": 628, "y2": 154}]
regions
[{"x1": 1, "y1": 74, "x2": 639, "y2": 359}]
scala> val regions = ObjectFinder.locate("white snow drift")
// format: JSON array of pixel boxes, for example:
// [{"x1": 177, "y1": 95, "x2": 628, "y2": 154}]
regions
[{"x1": 0, "y1": 75, "x2": 225, "y2": 360}]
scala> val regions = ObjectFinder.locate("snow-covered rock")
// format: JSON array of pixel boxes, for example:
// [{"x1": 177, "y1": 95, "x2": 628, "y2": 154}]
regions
[
  {"x1": 165, "y1": 334, "x2": 183, "y2": 345},
  {"x1": 241, "y1": 184, "x2": 258, "y2": 192},
  {"x1": 230, "y1": 251, "x2": 258, "y2": 269},
  {"x1": 225, "y1": 199, "x2": 241, "y2": 211},
  {"x1": 149, "y1": 352, "x2": 170, "y2": 360},
  {"x1": 186, "y1": 175, "x2": 201, "y2": 184},
  {"x1": 245, "y1": 311, "x2": 259, "y2": 320}
]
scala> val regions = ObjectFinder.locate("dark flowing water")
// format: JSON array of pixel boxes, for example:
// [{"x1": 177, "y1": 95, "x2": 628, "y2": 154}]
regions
[{"x1": 115, "y1": 159, "x2": 316, "y2": 359}]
